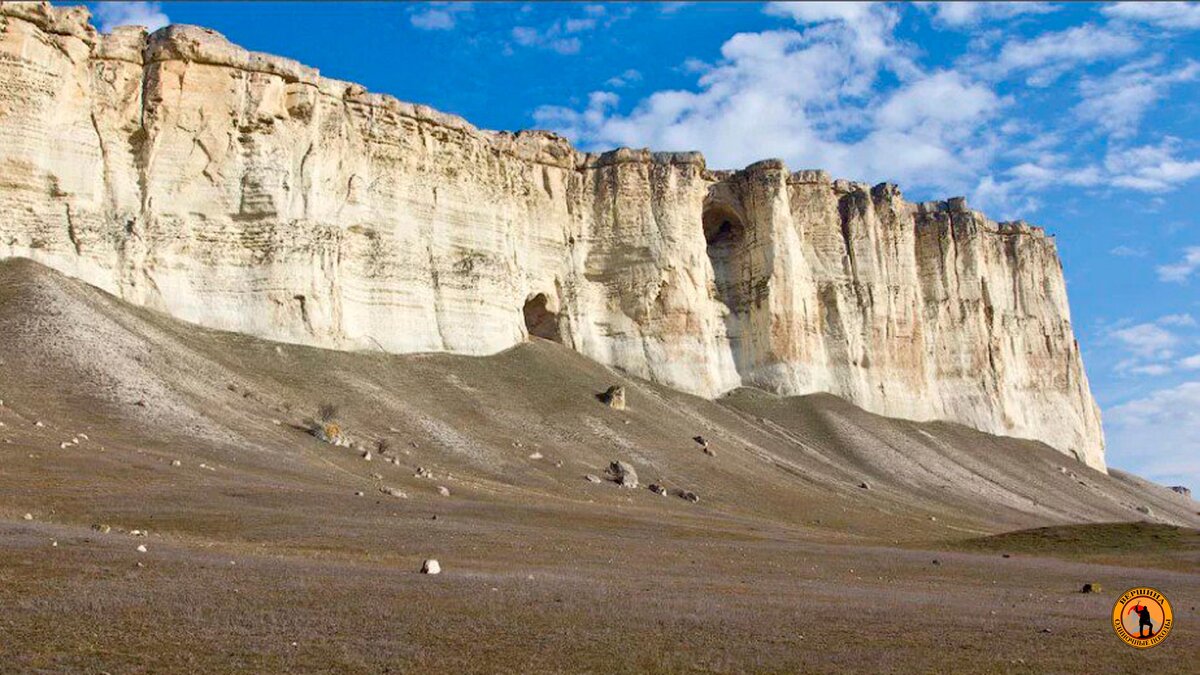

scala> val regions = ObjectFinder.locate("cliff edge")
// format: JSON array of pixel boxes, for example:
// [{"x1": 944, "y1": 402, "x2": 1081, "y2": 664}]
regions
[{"x1": 0, "y1": 2, "x2": 1105, "y2": 469}]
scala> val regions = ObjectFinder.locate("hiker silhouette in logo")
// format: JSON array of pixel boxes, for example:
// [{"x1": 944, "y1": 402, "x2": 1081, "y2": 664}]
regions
[{"x1": 1128, "y1": 603, "x2": 1155, "y2": 638}]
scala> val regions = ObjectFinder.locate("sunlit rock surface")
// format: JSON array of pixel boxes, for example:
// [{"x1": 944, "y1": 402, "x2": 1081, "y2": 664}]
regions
[{"x1": 0, "y1": 2, "x2": 1105, "y2": 469}]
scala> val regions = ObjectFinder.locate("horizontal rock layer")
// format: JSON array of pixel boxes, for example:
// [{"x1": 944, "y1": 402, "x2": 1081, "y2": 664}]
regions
[{"x1": 0, "y1": 2, "x2": 1105, "y2": 469}]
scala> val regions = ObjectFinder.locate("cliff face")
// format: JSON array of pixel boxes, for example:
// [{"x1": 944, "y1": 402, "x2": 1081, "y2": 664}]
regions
[{"x1": 0, "y1": 3, "x2": 1105, "y2": 469}]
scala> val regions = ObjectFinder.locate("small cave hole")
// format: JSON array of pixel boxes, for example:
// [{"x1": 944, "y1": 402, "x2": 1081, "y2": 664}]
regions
[{"x1": 523, "y1": 293, "x2": 562, "y2": 343}]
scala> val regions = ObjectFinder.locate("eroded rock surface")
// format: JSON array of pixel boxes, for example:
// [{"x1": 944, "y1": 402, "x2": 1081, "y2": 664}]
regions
[{"x1": 0, "y1": 3, "x2": 1105, "y2": 469}]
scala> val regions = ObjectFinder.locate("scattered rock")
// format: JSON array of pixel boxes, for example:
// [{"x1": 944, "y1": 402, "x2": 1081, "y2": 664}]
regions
[
  {"x1": 928, "y1": 516, "x2": 937, "y2": 522},
  {"x1": 354, "y1": 491, "x2": 364, "y2": 497},
  {"x1": 598, "y1": 385, "x2": 626, "y2": 410},
  {"x1": 130, "y1": 529, "x2": 147, "y2": 537},
  {"x1": 34, "y1": 420, "x2": 43, "y2": 427},
  {"x1": 22, "y1": 513, "x2": 32, "y2": 521},
  {"x1": 680, "y1": 491, "x2": 700, "y2": 503},
  {"x1": 1136, "y1": 505, "x2": 1153, "y2": 516},
  {"x1": 528, "y1": 452, "x2": 543, "y2": 460},
  {"x1": 693, "y1": 435, "x2": 708, "y2": 447},
  {"x1": 370, "y1": 473, "x2": 383, "y2": 481},
  {"x1": 1081, "y1": 583, "x2": 1101, "y2": 594},
  {"x1": 858, "y1": 481, "x2": 871, "y2": 490},
  {"x1": 92, "y1": 523, "x2": 111, "y2": 533},
  {"x1": 608, "y1": 460, "x2": 638, "y2": 488},
  {"x1": 170, "y1": 459, "x2": 181, "y2": 467},
  {"x1": 312, "y1": 422, "x2": 344, "y2": 445},
  {"x1": 1169, "y1": 485, "x2": 1192, "y2": 498},
  {"x1": 437, "y1": 486, "x2": 451, "y2": 497},
  {"x1": 932, "y1": 559, "x2": 940, "y2": 566},
  {"x1": 648, "y1": 484, "x2": 667, "y2": 496},
  {"x1": 1002, "y1": 553, "x2": 1011, "y2": 559},
  {"x1": 421, "y1": 559, "x2": 441, "y2": 575},
  {"x1": 415, "y1": 466, "x2": 433, "y2": 479},
  {"x1": 380, "y1": 487, "x2": 408, "y2": 499},
  {"x1": 136, "y1": 544, "x2": 147, "y2": 553},
  {"x1": 59, "y1": 442, "x2": 70, "y2": 449},
  {"x1": 585, "y1": 474, "x2": 602, "y2": 483},
  {"x1": 361, "y1": 450, "x2": 372, "y2": 461}
]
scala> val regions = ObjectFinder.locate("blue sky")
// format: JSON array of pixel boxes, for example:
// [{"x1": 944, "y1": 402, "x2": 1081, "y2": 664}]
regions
[{"x1": 81, "y1": 2, "x2": 1200, "y2": 490}]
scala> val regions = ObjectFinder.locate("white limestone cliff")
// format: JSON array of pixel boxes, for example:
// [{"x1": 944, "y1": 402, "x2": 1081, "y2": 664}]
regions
[{"x1": 0, "y1": 2, "x2": 1106, "y2": 469}]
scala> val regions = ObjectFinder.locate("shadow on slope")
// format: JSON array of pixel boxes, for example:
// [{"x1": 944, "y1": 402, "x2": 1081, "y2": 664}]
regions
[{"x1": 0, "y1": 256, "x2": 1196, "y2": 550}]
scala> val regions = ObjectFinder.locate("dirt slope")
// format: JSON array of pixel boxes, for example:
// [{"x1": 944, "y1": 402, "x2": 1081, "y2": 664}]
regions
[{"x1": 1, "y1": 258, "x2": 1196, "y2": 673}]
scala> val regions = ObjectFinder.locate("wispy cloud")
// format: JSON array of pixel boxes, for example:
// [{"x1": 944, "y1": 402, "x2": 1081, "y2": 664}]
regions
[
  {"x1": 409, "y1": 3, "x2": 473, "y2": 31},
  {"x1": 93, "y1": 1, "x2": 170, "y2": 33},
  {"x1": 921, "y1": 1, "x2": 1059, "y2": 29},
  {"x1": 1157, "y1": 246, "x2": 1200, "y2": 283},
  {"x1": 605, "y1": 69, "x2": 642, "y2": 88},
  {"x1": 1110, "y1": 322, "x2": 1180, "y2": 360},
  {"x1": 986, "y1": 24, "x2": 1140, "y2": 87},
  {"x1": 1106, "y1": 381, "x2": 1200, "y2": 488},
  {"x1": 1074, "y1": 58, "x2": 1200, "y2": 138},
  {"x1": 509, "y1": 3, "x2": 631, "y2": 56},
  {"x1": 1110, "y1": 245, "x2": 1148, "y2": 258},
  {"x1": 1103, "y1": 2, "x2": 1200, "y2": 31}
]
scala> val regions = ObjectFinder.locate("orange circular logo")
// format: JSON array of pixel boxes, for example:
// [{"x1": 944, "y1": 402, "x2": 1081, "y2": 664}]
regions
[{"x1": 1112, "y1": 587, "x2": 1173, "y2": 648}]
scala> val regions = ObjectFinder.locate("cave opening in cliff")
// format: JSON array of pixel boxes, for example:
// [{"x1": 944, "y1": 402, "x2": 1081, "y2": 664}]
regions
[
  {"x1": 523, "y1": 293, "x2": 562, "y2": 343},
  {"x1": 702, "y1": 204, "x2": 747, "y2": 311}
]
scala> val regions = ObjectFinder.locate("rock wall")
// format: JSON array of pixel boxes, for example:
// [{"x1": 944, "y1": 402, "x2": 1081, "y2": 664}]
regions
[{"x1": 0, "y1": 2, "x2": 1105, "y2": 469}]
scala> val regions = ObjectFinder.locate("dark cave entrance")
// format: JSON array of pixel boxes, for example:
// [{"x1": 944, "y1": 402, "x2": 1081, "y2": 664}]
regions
[
  {"x1": 702, "y1": 204, "x2": 746, "y2": 310},
  {"x1": 523, "y1": 293, "x2": 562, "y2": 343}
]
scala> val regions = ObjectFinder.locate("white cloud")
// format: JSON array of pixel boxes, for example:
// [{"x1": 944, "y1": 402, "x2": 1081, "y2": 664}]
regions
[
  {"x1": 512, "y1": 24, "x2": 582, "y2": 55},
  {"x1": 988, "y1": 24, "x2": 1140, "y2": 87},
  {"x1": 1105, "y1": 381, "x2": 1200, "y2": 489},
  {"x1": 763, "y1": 2, "x2": 906, "y2": 66},
  {"x1": 1074, "y1": 59, "x2": 1200, "y2": 137},
  {"x1": 1110, "y1": 322, "x2": 1180, "y2": 360},
  {"x1": 921, "y1": 1, "x2": 1058, "y2": 28},
  {"x1": 1105, "y1": 139, "x2": 1200, "y2": 192},
  {"x1": 1103, "y1": 2, "x2": 1200, "y2": 30},
  {"x1": 534, "y1": 5, "x2": 1003, "y2": 194},
  {"x1": 564, "y1": 17, "x2": 596, "y2": 33},
  {"x1": 93, "y1": 1, "x2": 169, "y2": 33},
  {"x1": 605, "y1": 69, "x2": 642, "y2": 88},
  {"x1": 1179, "y1": 354, "x2": 1200, "y2": 370},
  {"x1": 1126, "y1": 363, "x2": 1172, "y2": 377},
  {"x1": 1157, "y1": 246, "x2": 1200, "y2": 283},
  {"x1": 409, "y1": 2, "x2": 473, "y2": 31},
  {"x1": 411, "y1": 10, "x2": 454, "y2": 30},
  {"x1": 509, "y1": 4, "x2": 632, "y2": 55},
  {"x1": 1110, "y1": 245, "x2": 1148, "y2": 257},
  {"x1": 1158, "y1": 313, "x2": 1197, "y2": 327},
  {"x1": 983, "y1": 138, "x2": 1200, "y2": 201}
]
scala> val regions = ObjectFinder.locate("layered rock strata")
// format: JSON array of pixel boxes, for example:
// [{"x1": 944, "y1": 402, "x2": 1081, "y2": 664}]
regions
[{"x1": 0, "y1": 2, "x2": 1105, "y2": 469}]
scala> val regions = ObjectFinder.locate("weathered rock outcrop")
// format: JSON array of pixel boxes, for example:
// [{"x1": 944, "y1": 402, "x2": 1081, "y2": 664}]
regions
[{"x1": 0, "y1": 3, "x2": 1105, "y2": 469}]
